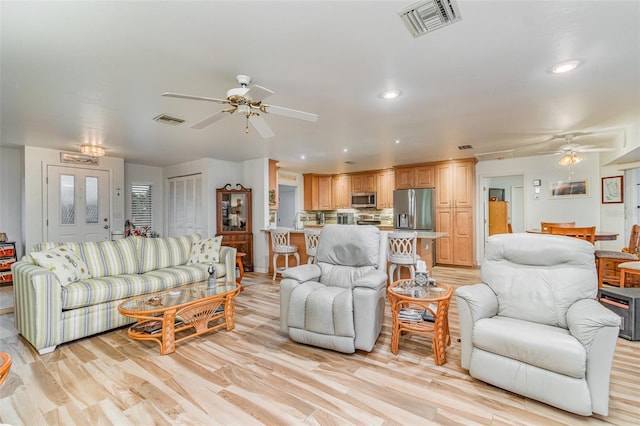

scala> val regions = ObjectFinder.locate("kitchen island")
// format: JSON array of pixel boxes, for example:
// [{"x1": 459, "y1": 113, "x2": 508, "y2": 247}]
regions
[{"x1": 262, "y1": 226, "x2": 447, "y2": 278}]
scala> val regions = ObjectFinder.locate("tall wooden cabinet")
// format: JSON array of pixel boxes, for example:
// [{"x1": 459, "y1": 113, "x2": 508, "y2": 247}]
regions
[
  {"x1": 304, "y1": 174, "x2": 332, "y2": 210},
  {"x1": 216, "y1": 184, "x2": 253, "y2": 272},
  {"x1": 488, "y1": 201, "x2": 509, "y2": 236},
  {"x1": 435, "y1": 159, "x2": 475, "y2": 267}
]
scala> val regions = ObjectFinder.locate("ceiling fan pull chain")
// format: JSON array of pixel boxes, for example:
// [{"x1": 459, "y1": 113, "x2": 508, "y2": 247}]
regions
[{"x1": 245, "y1": 115, "x2": 249, "y2": 134}]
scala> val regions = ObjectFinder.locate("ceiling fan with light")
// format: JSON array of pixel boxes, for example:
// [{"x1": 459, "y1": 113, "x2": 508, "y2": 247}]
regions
[
  {"x1": 162, "y1": 74, "x2": 318, "y2": 138},
  {"x1": 550, "y1": 134, "x2": 614, "y2": 166}
]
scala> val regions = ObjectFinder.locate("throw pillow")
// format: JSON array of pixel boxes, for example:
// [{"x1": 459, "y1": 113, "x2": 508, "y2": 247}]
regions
[
  {"x1": 31, "y1": 246, "x2": 91, "y2": 285},
  {"x1": 188, "y1": 236, "x2": 223, "y2": 264}
]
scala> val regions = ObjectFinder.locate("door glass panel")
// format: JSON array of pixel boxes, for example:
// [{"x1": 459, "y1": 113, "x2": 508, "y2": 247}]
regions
[
  {"x1": 85, "y1": 176, "x2": 98, "y2": 223},
  {"x1": 60, "y1": 174, "x2": 75, "y2": 224}
]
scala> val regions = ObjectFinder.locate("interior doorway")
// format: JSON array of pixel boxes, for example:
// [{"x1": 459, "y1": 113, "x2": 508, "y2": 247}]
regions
[
  {"x1": 278, "y1": 185, "x2": 296, "y2": 228},
  {"x1": 483, "y1": 175, "x2": 524, "y2": 243}
]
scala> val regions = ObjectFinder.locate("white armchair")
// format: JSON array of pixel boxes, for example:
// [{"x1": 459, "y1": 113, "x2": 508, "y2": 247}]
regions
[
  {"x1": 456, "y1": 233, "x2": 620, "y2": 416},
  {"x1": 280, "y1": 225, "x2": 388, "y2": 353}
]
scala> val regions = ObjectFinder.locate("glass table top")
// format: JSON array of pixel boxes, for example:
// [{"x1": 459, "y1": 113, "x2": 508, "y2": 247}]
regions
[{"x1": 119, "y1": 281, "x2": 238, "y2": 313}]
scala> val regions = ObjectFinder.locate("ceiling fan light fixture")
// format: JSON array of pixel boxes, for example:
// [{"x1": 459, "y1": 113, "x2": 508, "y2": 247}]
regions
[
  {"x1": 236, "y1": 104, "x2": 251, "y2": 116},
  {"x1": 558, "y1": 153, "x2": 583, "y2": 166},
  {"x1": 552, "y1": 60, "x2": 581, "y2": 74},
  {"x1": 80, "y1": 144, "x2": 106, "y2": 157}
]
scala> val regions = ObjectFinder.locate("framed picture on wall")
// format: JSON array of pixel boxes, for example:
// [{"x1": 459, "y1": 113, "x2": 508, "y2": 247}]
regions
[
  {"x1": 488, "y1": 188, "x2": 505, "y2": 201},
  {"x1": 602, "y1": 176, "x2": 623, "y2": 204},
  {"x1": 549, "y1": 179, "x2": 589, "y2": 199}
]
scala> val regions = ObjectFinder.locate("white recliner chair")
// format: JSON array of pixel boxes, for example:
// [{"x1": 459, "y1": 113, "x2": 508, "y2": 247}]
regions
[
  {"x1": 456, "y1": 233, "x2": 621, "y2": 416},
  {"x1": 280, "y1": 225, "x2": 388, "y2": 353}
]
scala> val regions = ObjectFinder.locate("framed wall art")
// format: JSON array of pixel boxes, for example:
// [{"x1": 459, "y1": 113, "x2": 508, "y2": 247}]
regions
[
  {"x1": 602, "y1": 175, "x2": 623, "y2": 204},
  {"x1": 549, "y1": 179, "x2": 589, "y2": 199},
  {"x1": 60, "y1": 152, "x2": 99, "y2": 165}
]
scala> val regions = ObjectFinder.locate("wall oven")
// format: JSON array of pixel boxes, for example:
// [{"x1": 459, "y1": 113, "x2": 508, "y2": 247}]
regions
[{"x1": 351, "y1": 192, "x2": 376, "y2": 208}]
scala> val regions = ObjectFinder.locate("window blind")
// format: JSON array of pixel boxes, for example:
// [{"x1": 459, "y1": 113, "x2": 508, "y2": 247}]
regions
[{"x1": 131, "y1": 184, "x2": 153, "y2": 229}]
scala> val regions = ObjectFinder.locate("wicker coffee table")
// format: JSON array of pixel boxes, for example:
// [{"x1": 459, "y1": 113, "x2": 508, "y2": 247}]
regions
[
  {"x1": 387, "y1": 279, "x2": 453, "y2": 365},
  {"x1": 118, "y1": 281, "x2": 240, "y2": 355}
]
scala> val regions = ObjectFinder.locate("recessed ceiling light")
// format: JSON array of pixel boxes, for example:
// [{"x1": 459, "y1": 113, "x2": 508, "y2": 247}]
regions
[
  {"x1": 380, "y1": 89, "x2": 402, "y2": 100},
  {"x1": 300, "y1": 155, "x2": 306, "y2": 159},
  {"x1": 343, "y1": 148, "x2": 348, "y2": 152},
  {"x1": 395, "y1": 139, "x2": 400, "y2": 144},
  {"x1": 552, "y1": 60, "x2": 581, "y2": 74}
]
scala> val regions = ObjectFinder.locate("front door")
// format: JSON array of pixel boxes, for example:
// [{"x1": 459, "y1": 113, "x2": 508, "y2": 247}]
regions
[{"x1": 47, "y1": 166, "x2": 110, "y2": 242}]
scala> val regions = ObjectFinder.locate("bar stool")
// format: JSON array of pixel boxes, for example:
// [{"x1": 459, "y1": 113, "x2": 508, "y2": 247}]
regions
[
  {"x1": 271, "y1": 228, "x2": 300, "y2": 280},
  {"x1": 387, "y1": 231, "x2": 418, "y2": 284},
  {"x1": 303, "y1": 229, "x2": 322, "y2": 264}
]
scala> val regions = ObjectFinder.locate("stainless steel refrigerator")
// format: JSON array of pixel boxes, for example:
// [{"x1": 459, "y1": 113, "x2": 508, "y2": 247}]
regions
[{"x1": 393, "y1": 188, "x2": 435, "y2": 230}]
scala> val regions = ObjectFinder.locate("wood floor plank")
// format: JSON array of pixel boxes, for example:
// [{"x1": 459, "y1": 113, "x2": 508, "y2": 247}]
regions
[{"x1": 0, "y1": 267, "x2": 639, "y2": 425}]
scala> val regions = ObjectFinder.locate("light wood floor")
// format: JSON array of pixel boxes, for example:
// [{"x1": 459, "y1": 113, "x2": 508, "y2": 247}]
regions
[{"x1": 1, "y1": 267, "x2": 639, "y2": 425}]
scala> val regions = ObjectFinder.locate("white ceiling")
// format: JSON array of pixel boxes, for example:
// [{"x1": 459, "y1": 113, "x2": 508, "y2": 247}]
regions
[{"x1": 1, "y1": 1, "x2": 639, "y2": 174}]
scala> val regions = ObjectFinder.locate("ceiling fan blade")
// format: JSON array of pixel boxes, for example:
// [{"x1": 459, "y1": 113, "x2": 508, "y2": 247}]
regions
[
  {"x1": 245, "y1": 85, "x2": 273, "y2": 103},
  {"x1": 249, "y1": 114, "x2": 275, "y2": 138},
  {"x1": 264, "y1": 104, "x2": 318, "y2": 122},
  {"x1": 579, "y1": 147, "x2": 614, "y2": 152},
  {"x1": 162, "y1": 92, "x2": 230, "y2": 104},
  {"x1": 191, "y1": 111, "x2": 229, "y2": 129}
]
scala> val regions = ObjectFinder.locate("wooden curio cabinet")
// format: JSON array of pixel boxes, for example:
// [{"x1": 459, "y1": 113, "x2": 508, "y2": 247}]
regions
[{"x1": 216, "y1": 184, "x2": 253, "y2": 272}]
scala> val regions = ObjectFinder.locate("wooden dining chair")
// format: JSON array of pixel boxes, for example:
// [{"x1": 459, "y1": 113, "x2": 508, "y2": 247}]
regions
[
  {"x1": 595, "y1": 224, "x2": 640, "y2": 287},
  {"x1": 541, "y1": 221, "x2": 576, "y2": 233},
  {"x1": 549, "y1": 226, "x2": 596, "y2": 244}
]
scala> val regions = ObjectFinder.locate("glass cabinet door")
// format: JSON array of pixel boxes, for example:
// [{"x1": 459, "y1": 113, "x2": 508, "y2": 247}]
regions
[{"x1": 222, "y1": 193, "x2": 247, "y2": 231}]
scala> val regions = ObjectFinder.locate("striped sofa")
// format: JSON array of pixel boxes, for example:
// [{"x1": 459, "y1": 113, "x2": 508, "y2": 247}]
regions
[{"x1": 12, "y1": 234, "x2": 236, "y2": 354}]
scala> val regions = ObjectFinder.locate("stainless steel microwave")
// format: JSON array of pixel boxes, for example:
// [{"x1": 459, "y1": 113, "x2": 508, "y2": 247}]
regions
[{"x1": 351, "y1": 192, "x2": 376, "y2": 208}]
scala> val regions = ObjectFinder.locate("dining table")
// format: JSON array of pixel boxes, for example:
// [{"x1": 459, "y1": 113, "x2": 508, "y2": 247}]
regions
[{"x1": 526, "y1": 229, "x2": 618, "y2": 241}]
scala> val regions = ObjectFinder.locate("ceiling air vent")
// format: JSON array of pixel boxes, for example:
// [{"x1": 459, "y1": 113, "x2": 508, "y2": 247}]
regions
[
  {"x1": 457, "y1": 144, "x2": 473, "y2": 150},
  {"x1": 474, "y1": 149, "x2": 515, "y2": 161},
  {"x1": 153, "y1": 114, "x2": 185, "y2": 126},
  {"x1": 399, "y1": 0, "x2": 462, "y2": 38}
]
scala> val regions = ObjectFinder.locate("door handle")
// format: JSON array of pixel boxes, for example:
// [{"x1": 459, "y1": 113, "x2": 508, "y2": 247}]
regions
[{"x1": 104, "y1": 225, "x2": 109, "y2": 229}]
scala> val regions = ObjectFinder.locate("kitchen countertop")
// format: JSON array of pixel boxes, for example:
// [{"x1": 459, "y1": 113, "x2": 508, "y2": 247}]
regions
[{"x1": 262, "y1": 227, "x2": 448, "y2": 239}]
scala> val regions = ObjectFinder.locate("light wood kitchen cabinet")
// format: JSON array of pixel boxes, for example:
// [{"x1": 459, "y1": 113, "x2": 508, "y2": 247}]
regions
[
  {"x1": 332, "y1": 174, "x2": 351, "y2": 209},
  {"x1": 268, "y1": 159, "x2": 279, "y2": 211},
  {"x1": 394, "y1": 165, "x2": 434, "y2": 189},
  {"x1": 436, "y1": 208, "x2": 474, "y2": 266},
  {"x1": 414, "y1": 165, "x2": 435, "y2": 188},
  {"x1": 351, "y1": 173, "x2": 376, "y2": 193},
  {"x1": 435, "y1": 160, "x2": 474, "y2": 209},
  {"x1": 376, "y1": 169, "x2": 395, "y2": 208},
  {"x1": 435, "y1": 159, "x2": 476, "y2": 267},
  {"x1": 304, "y1": 174, "x2": 332, "y2": 210}
]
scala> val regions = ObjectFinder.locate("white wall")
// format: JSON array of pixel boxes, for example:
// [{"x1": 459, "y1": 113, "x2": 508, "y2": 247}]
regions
[
  {"x1": 243, "y1": 157, "x2": 269, "y2": 273},
  {"x1": 599, "y1": 164, "x2": 627, "y2": 251},
  {"x1": 23, "y1": 146, "x2": 124, "y2": 253},
  {"x1": 0, "y1": 147, "x2": 24, "y2": 257},
  {"x1": 124, "y1": 162, "x2": 164, "y2": 235},
  {"x1": 475, "y1": 152, "x2": 603, "y2": 264},
  {"x1": 163, "y1": 158, "x2": 241, "y2": 238}
]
